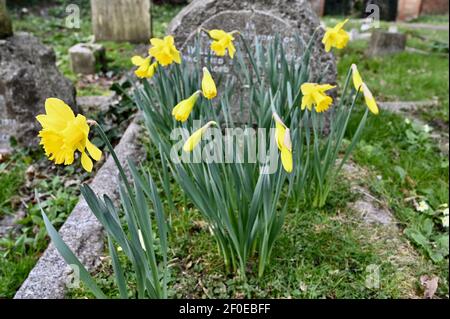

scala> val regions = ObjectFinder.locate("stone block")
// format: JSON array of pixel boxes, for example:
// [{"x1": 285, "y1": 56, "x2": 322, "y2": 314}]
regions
[
  {"x1": 69, "y1": 43, "x2": 106, "y2": 75},
  {"x1": 367, "y1": 31, "x2": 407, "y2": 56}
]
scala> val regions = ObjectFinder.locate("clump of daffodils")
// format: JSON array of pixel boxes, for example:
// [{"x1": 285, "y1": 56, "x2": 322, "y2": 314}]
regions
[
  {"x1": 36, "y1": 98, "x2": 102, "y2": 172},
  {"x1": 37, "y1": 18, "x2": 384, "y2": 289},
  {"x1": 171, "y1": 66, "x2": 217, "y2": 122}
]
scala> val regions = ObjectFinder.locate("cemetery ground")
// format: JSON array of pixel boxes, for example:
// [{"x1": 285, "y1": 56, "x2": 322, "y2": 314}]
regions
[{"x1": 0, "y1": 3, "x2": 449, "y2": 298}]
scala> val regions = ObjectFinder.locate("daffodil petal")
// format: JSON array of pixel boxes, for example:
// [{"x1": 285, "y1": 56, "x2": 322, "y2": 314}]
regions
[
  {"x1": 131, "y1": 56, "x2": 145, "y2": 66},
  {"x1": 86, "y1": 140, "x2": 102, "y2": 161},
  {"x1": 351, "y1": 64, "x2": 364, "y2": 90},
  {"x1": 362, "y1": 83, "x2": 379, "y2": 115},
  {"x1": 81, "y1": 152, "x2": 93, "y2": 172},
  {"x1": 45, "y1": 98, "x2": 75, "y2": 122},
  {"x1": 281, "y1": 147, "x2": 293, "y2": 173}
]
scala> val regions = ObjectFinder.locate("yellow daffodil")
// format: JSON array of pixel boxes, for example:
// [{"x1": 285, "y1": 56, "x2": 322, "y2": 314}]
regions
[
  {"x1": 207, "y1": 29, "x2": 236, "y2": 59},
  {"x1": 273, "y1": 113, "x2": 293, "y2": 173},
  {"x1": 148, "y1": 35, "x2": 181, "y2": 67},
  {"x1": 322, "y1": 18, "x2": 350, "y2": 52},
  {"x1": 201, "y1": 67, "x2": 217, "y2": 100},
  {"x1": 172, "y1": 91, "x2": 201, "y2": 122},
  {"x1": 351, "y1": 64, "x2": 379, "y2": 115},
  {"x1": 301, "y1": 83, "x2": 336, "y2": 113},
  {"x1": 131, "y1": 55, "x2": 157, "y2": 79},
  {"x1": 183, "y1": 121, "x2": 217, "y2": 152},
  {"x1": 36, "y1": 98, "x2": 102, "y2": 173}
]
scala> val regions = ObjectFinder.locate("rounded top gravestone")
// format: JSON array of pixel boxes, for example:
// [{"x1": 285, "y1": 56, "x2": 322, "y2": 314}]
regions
[{"x1": 168, "y1": 0, "x2": 337, "y2": 84}]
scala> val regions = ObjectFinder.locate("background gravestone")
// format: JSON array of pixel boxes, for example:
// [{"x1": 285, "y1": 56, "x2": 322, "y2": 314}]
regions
[
  {"x1": 0, "y1": 0, "x2": 13, "y2": 39},
  {"x1": 367, "y1": 31, "x2": 406, "y2": 56},
  {"x1": 168, "y1": 0, "x2": 337, "y2": 85},
  {"x1": 91, "y1": 0, "x2": 152, "y2": 43},
  {"x1": 69, "y1": 43, "x2": 106, "y2": 75},
  {"x1": 0, "y1": 33, "x2": 77, "y2": 150}
]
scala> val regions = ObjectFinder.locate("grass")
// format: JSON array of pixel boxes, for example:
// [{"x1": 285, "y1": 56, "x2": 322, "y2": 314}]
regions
[
  {"x1": 346, "y1": 109, "x2": 449, "y2": 295},
  {"x1": 152, "y1": 3, "x2": 184, "y2": 38},
  {"x1": 335, "y1": 38, "x2": 449, "y2": 125},
  {"x1": 411, "y1": 14, "x2": 449, "y2": 25},
  {"x1": 0, "y1": 149, "x2": 81, "y2": 298},
  {"x1": 0, "y1": 153, "x2": 28, "y2": 218},
  {"x1": 331, "y1": 24, "x2": 449, "y2": 295},
  {"x1": 68, "y1": 140, "x2": 444, "y2": 299}
]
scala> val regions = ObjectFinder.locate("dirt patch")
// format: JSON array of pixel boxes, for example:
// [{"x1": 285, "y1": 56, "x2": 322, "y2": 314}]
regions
[{"x1": 341, "y1": 161, "x2": 441, "y2": 299}]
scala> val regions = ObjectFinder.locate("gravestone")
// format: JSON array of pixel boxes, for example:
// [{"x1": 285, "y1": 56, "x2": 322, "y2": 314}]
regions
[
  {"x1": 367, "y1": 31, "x2": 406, "y2": 57},
  {"x1": 168, "y1": 0, "x2": 336, "y2": 85},
  {"x1": 0, "y1": 33, "x2": 77, "y2": 150},
  {"x1": 69, "y1": 43, "x2": 106, "y2": 75},
  {"x1": 168, "y1": 0, "x2": 337, "y2": 122},
  {"x1": 0, "y1": 0, "x2": 13, "y2": 39},
  {"x1": 91, "y1": 0, "x2": 151, "y2": 43}
]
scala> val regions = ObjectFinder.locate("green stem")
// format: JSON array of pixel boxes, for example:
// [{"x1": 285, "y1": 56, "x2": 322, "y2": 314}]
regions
[{"x1": 95, "y1": 124, "x2": 133, "y2": 197}]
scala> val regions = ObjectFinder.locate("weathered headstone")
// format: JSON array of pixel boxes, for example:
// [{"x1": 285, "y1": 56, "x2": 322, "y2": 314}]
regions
[
  {"x1": 91, "y1": 0, "x2": 152, "y2": 43},
  {"x1": 0, "y1": 33, "x2": 77, "y2": 150},
  {"x1": 0, "y1": 0, "x2": 13, "y2": 39},
  {"x1": 168, "y1": 0, "x2": 337, "y2": 123},
  {"x1": 168, "y1": 0, "x2": 337, "y2": 85},
  {"x1": 69, "y1": 43, "x2": 106, "y2": 75},
  {"x1": 367, "y1": 31, "x2": 407, "y2": 57}
]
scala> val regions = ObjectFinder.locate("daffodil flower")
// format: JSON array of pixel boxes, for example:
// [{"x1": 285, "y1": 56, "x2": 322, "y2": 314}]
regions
[
  {"x1": 201, "y1": 67, "x2": 217, "y2": 100},
  {"x1": 36, "y1": 98, "x2": 102, "y2": 173},
  {"x1": 172, "y1": 91, "x2": 201, "y2": 122},
  {"x1": 183, "y1": 121, "x2": 218, "y2": 152},
  {"x1": 301, "y1": 83, "x2": 336, "y2": 113},
  {"x1": 351, "y1": 64, "x2": 379, "y2": 115},
  {"x1": 322, "y1": 19, "x2": 350, "y2": 52},
  {"x1": 273, "y1": 113, "x2": 293, "y2": 173},
  {"x1": 131, "y1": 55, "x2": 158, "y2": 79},
  {"x1": 149, "y1": 35, "x2": 181, "y2": 67},
  {"x1": 207, "y1": 29, "x2": 237, "y2": 59}
]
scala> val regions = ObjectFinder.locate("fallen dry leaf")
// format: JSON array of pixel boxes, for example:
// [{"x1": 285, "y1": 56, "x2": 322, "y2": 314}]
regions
[{"x1": 420, "y1": 275, "x2": 439, "y2": 299}]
